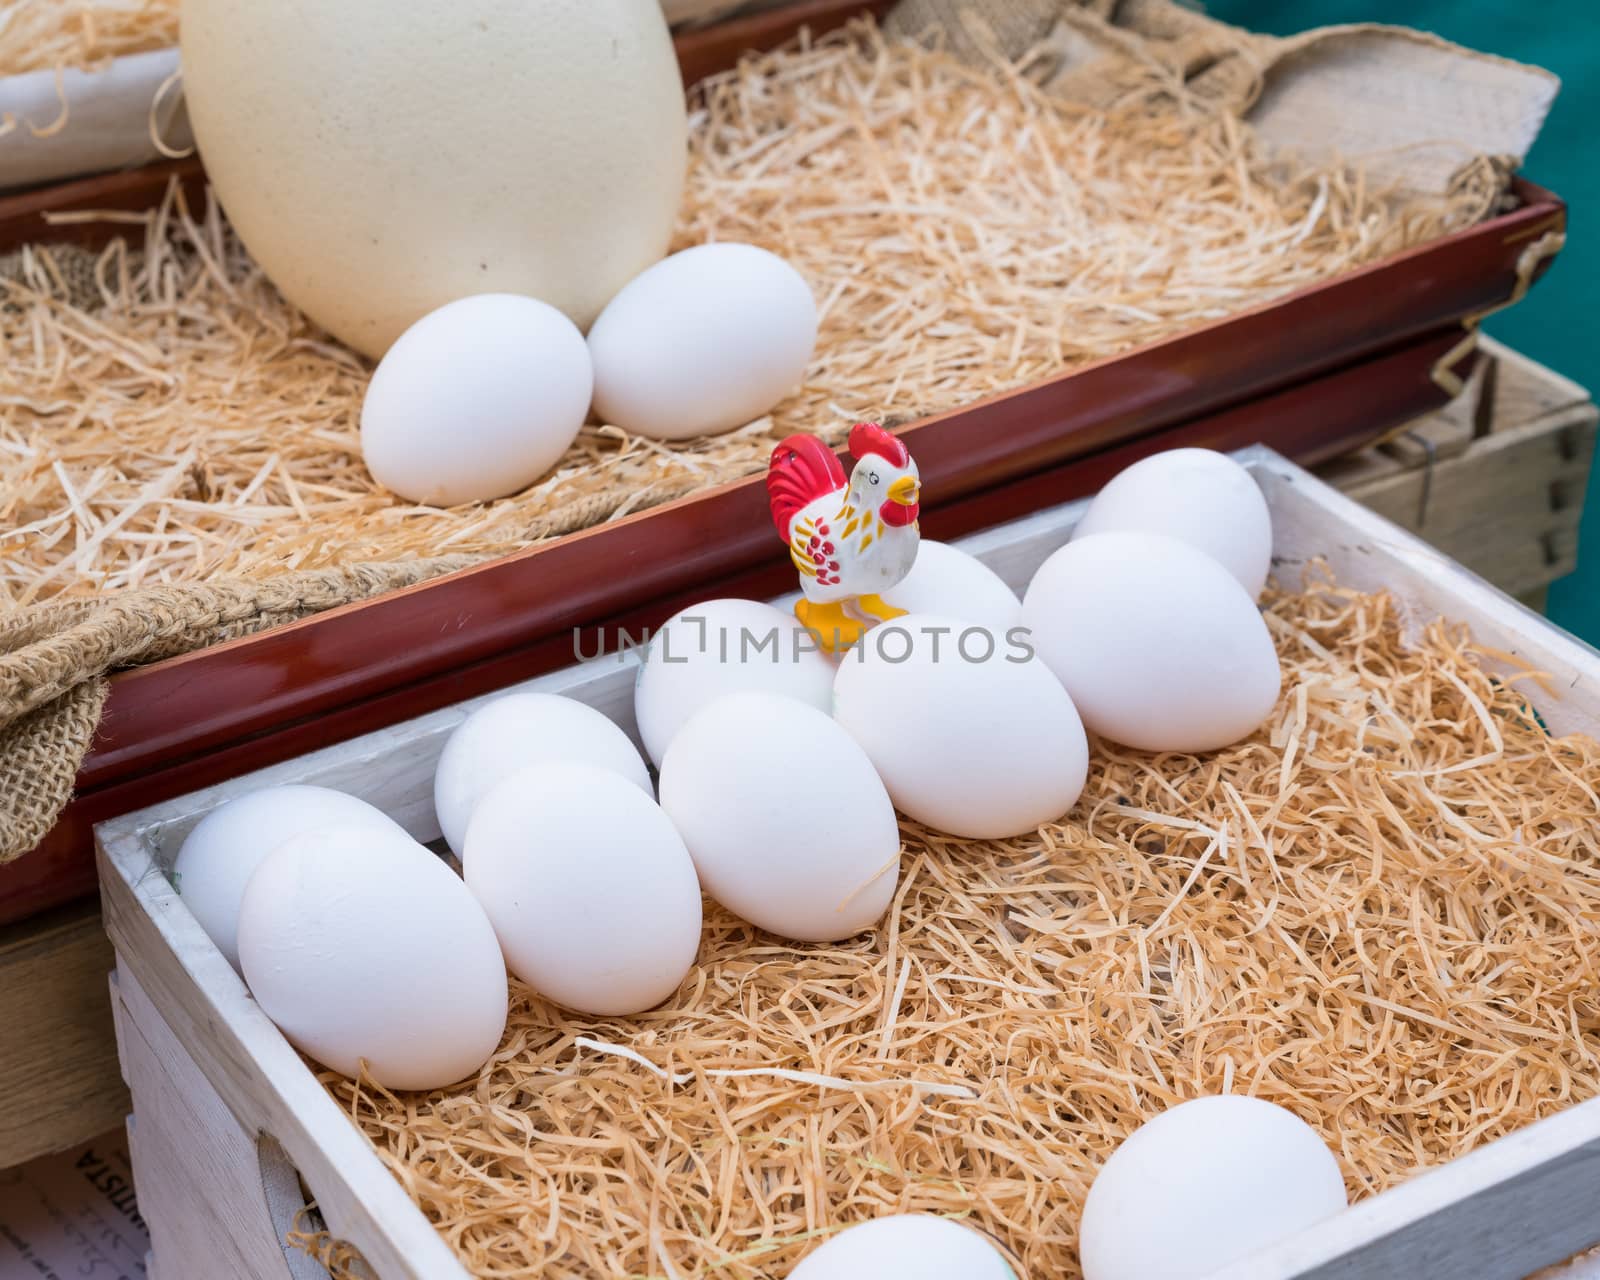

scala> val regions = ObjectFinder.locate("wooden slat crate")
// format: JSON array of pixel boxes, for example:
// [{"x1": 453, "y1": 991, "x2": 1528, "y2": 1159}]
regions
[
  {"x1": 1316, "y1": 337, "x2": 1597, "y2": 612},
  {"x1": 93, "y1": 446, "x2": 1600, "y2": 1279}
]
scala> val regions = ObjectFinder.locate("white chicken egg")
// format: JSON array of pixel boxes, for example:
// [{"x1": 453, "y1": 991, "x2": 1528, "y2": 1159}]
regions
[
  {"x1": 360, "y1": 293, "x2": 592, "y2": 506},
  {"x1": 880, "y1": 540, "x2": 1023, "y2": 635},
  {"x1": 634, "y1": 597, "x2": 835, "y2": 766},
  {"x1": 587, "y1": 243, "x2": 817, "y2": 440},
  {"x1": 658, "y1": 691, "x2": 899, "y2": 942},
  {"x1": 173, "y1": 784, "x2": 405, "y2": 972},
  {"x1": 788, "y1": 1215, "x2": 1016, "y2": 1279},
  {"x1": 1070, "y1": 448, "x2": 1273, "y2": 597},
  {"x1": 833, "y1": 613, "x2": 1088, "y2": 839},
  {"x1": 463, "y1": 762, "x2": 702, "y2": 1015},
  {"x1": 1079, "y1": 1095, "x2": 1347, "y2": 1280},
  {"x1": 1022, "y1": 532, "x2": 1281, "y2": 753},
  {"x1": 236, "y1": 825, "x2": 507, "y2": 1091},
  {"x1": 434, "y1": 692, "x2": 652, "y2": 856}
]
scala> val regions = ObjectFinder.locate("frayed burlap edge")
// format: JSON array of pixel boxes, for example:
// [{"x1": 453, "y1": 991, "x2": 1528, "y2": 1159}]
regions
[
  {"x1": 0, "y1": 681, "x2": 110, "y2": 857},
  {"x1": 885, "y1": 0, "x2": 1273, "y2": 110},
  {"x1": 0, "y1": 556, "x2": 478, "y2": 861},
  {"x1": 886, "y1": 0, "x2": 1555, "y2": 220}
]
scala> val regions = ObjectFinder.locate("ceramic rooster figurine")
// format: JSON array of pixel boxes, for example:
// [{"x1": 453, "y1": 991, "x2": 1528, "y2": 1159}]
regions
[{"x1": 767, "y1": 422, "x2": 921, "y2": 651}]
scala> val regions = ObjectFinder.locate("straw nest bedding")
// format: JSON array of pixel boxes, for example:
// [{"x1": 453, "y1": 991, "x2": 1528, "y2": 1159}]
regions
[
  {"x1": 297, "y1": 577, "x2": 1600, "y2": 1279},
  {"x1": 0, "y1": 0, "x2": 177, "y2": 75},
  {"x1": 0, "y1": 20, "x2": 1481, "y2": 609}
]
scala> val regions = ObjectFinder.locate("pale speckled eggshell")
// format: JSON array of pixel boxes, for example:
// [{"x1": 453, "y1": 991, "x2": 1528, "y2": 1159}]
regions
[
  {"x1": 434, "y1": 691, "x2": 652, "y2": 856},
  {"x1": 880, "y1": 540, "x2": 1024, "y2": 635},
  {"x1": 634, "y1": 598, "x2": 835, "y2": 765},
  {"x1": 588, "y1": 243, "x2": 817, "y2": 440},
  {"x1": 1070, "y1": 448, "x2": 1274, "y2": 598},
  {"x1": 833, "y1": 613, "x2": 1087, "y2": 839},
  {"x1": 463, "y1": 762, "x2": 702, "y2": 1015},
  {"x1": 1023, "y1": 532, "x2": 1281, "y2": 753},
  {"x1": 788, "y1": 1215, "x2": 1017, "y2": 1280},
  {"x1": 658, "y1": 691, "x2": 899, "y2": 942},
  {"x1": 173, "y1": 784, "x2": 405, "y2": 973},
  {"x1": 237, "y1": 825, "x2": 508, "y2": 1092},
  {"x1": 1079, "y1": 1095, "x2": 1347, "y2": 1280},
  {"x1": 360, "y1": 294, "x2": 592, "y2": 507},
  {"x1": 181, "y1": 0, "x2": 687, "y2": 357}
]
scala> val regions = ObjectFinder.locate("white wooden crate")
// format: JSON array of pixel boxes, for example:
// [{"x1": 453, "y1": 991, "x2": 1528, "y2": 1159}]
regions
[{"x1": 94, "y1": 448, "x2": 1600, "y2": 1280}]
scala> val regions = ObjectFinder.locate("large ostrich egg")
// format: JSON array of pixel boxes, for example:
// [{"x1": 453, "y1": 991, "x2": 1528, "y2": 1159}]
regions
[{"x1": 181, "y1": 0, "x2": 688, "y2": 357}]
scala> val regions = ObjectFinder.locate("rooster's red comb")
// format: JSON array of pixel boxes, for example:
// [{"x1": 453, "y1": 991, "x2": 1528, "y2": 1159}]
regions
[{"x1": 848, "y1": 421, "x2": 908, "y2": 468}]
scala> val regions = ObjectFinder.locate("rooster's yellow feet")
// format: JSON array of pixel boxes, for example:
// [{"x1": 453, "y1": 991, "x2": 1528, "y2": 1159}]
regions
[{"x1": 795, "y1": 598, "x2": 867, "y2": 653}]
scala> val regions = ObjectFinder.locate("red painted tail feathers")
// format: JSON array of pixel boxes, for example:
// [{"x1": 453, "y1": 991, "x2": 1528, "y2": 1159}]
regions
[
  {"x1": 768, "y1": 434, "x2": 845, "y2": 539},
  {"x1": 847, "y1": 421, "x2": 909, "y2": 468}
]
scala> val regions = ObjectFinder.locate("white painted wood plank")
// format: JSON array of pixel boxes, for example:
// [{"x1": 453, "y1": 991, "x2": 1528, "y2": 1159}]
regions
[
  {"x1": 109, "y1": 969, "x2": 132, "y2": 1091},
  {"x1": 115, "y1": 964, "x2": 332, "y2": 1280},
  {"x1": 116, "y1": 980, "x2": 300, "y2": 1279}
]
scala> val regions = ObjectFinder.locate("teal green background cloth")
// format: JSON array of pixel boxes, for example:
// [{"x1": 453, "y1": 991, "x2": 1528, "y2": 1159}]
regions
[{"x1": 1205, "y1": 0, "x2": 1596, "y2": 641}]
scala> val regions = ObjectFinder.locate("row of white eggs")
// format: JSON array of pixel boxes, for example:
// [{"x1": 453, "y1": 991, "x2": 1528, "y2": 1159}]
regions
[{"x1": 361, "y1": 242, "x2": 817, "y2": 505}]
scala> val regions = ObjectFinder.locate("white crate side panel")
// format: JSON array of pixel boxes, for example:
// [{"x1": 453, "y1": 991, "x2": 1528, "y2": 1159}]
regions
[{"x1": 95, "y1": 448, "x2": 1600, "y2": 1280}]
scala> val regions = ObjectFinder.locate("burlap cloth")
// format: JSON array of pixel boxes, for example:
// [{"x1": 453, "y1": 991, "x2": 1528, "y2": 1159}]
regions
[
  {"x1": 0, "y1": 559, "x2": 478, "y2": 856},
  {"x1": 0, "y1": 0, "x2": 1558, "y2": 863},
  {"x1": 887, "y1": 0, "x2": 1553, "y2": 212}
]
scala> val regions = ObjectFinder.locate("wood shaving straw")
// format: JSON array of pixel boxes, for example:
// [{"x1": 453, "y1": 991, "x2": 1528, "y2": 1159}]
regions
[
  {"x1": 314, "y1": 577, "x2": 1600, "y2": 1278},
  {"x1": 0, "y1": 0, "x2": 177, "y2": 75},
  {"x1": 0, "y1": 21, "x2": 1478, "y2": 608}
]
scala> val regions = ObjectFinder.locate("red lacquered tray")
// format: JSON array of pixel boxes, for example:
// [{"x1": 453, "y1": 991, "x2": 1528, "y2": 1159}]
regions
[{"x1": 0, "y1": 0, "x2": 1564, "y2": 921}]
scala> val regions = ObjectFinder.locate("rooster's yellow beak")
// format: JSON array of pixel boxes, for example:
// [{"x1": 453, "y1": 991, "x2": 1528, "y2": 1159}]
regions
[{"x1": 887, "y1": 476, "x2": 920, "y2": 506}]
